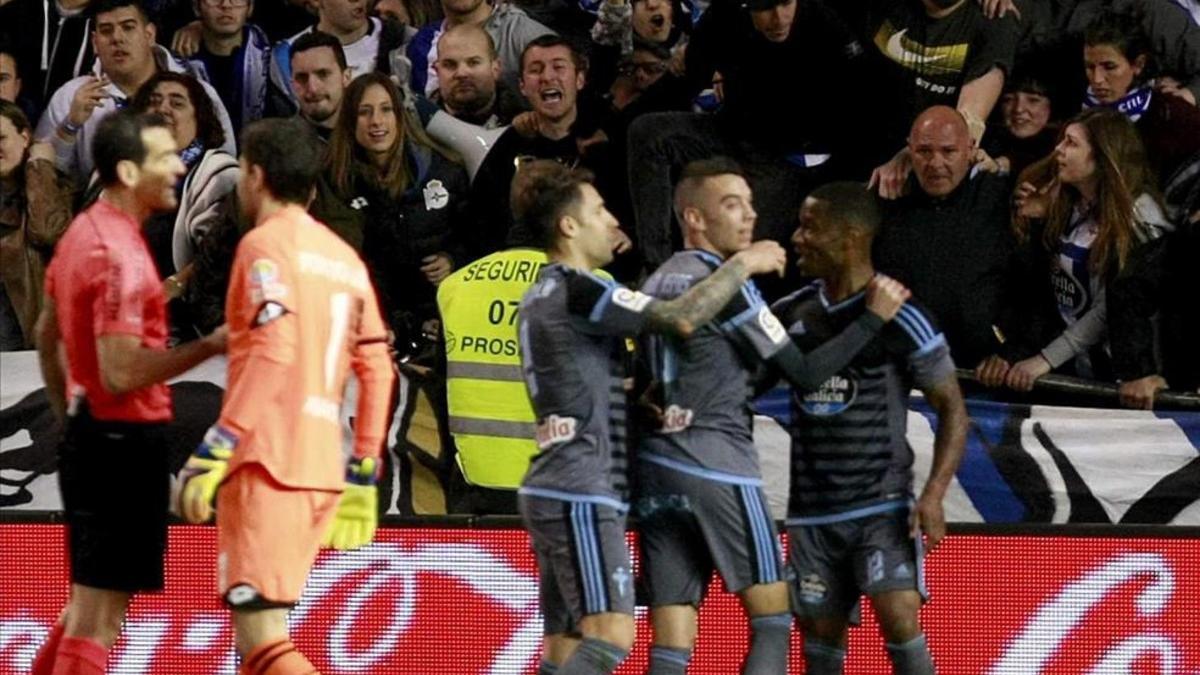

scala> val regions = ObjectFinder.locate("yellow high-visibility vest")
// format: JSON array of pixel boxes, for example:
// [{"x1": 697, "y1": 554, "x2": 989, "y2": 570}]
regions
[{"x1": 437, "y1": 248, "x2": 547, "y2": 489}]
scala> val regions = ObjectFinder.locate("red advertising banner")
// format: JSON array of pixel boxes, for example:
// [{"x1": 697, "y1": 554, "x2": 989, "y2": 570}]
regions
[{"x1": 1, "y1": 525, "x2": 1197, "y2": 673}]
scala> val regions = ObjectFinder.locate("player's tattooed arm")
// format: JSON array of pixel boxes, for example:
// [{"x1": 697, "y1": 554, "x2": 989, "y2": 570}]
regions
[{"x1": 645, "y1": 241, "x2": 787, "y2": 337}]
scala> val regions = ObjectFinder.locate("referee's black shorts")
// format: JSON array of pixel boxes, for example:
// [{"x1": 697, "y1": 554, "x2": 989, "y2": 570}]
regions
[{"x1": 58, "y1": 407, "x2": 170, "y2": 593}]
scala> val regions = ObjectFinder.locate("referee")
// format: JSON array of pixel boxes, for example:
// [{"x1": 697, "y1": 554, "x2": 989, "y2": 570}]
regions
[{"x1": 30, "y1": 110, "x2": 227, "y2": 675}]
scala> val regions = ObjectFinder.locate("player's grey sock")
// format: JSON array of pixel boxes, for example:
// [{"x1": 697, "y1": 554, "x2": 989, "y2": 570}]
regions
[
  {"x1": 886, "y1": 634, "x2": 935, "y2": 675},
  {"x1": 648, "y1": 645, "x2": 691, "y2": 674},
  {"x1": 803, "y1": 639, "x2": 846, "y2": 675},
  {"x1": 538, "y1": 660, "x2": 560, "y2": 675},
  {"x1": 742, "y1": 612, "x2": 791, "y2": 674},
  {"x1": 558, "y1": 637, "x2": 629, "y2": 675}
]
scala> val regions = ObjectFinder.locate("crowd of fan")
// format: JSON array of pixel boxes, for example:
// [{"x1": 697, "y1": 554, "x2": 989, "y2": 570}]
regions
[{"x1": 2, "y1": 0, "x2": 1200, "y2": 408}]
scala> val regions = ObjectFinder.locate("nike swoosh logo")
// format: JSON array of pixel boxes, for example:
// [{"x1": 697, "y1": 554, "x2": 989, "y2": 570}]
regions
[{"x1": 885, "y1": 28, "x2": 946, "y2": 65}]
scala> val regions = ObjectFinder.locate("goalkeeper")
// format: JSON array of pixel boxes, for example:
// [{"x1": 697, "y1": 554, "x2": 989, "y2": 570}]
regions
[{"x1": 178, "y1": 118, "x2": 395, "y2": 675}]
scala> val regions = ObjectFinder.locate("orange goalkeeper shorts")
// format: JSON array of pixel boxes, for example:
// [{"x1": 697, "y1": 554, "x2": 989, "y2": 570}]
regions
[{"x1": 216, "y1": 463, "x2": 340, "y2": 606}]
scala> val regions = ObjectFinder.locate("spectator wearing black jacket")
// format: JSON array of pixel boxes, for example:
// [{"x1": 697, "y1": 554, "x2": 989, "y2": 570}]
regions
[
  {"x1": 467, "y1": 35, "x2": 628, "y2": 263},
  {"x1": 874, "y1": 106, "x2": 1015, "y2": 369}
]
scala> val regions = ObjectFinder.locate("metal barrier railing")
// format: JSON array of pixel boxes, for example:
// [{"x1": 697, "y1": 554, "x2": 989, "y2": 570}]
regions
[{"x1": 956, "y1": 369, "x2": 1200, "y2": 411}]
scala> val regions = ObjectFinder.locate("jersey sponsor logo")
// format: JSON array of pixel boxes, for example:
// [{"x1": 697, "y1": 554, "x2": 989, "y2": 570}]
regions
[
  {"x1": 535, "y1": 414, "x2": 577, "y2": 449},
  {"x1": 249, "y1": 258, "x2": 288, "y2": 304},
  {"x1": 1052, "y1": 266, "x2": 1088, "y2": 318},
  {"x1": 798, "y1": 573, "x2": 829, "y2": 604},
  {"x1": 423, "y1": 179, "x2": 450, "y2": 210},
  {"x1": 661, "y1": 404, "x2": 694, "y2": 433},
  {"x1": 612, "y1": 288, "x2": 652, "y2": 313},
  {"x1": 757, "y1": 307, "x2": 787, "y2": 345},
  {"x1": 799, "y1": 375, "x2": 857, "y2": 417}
]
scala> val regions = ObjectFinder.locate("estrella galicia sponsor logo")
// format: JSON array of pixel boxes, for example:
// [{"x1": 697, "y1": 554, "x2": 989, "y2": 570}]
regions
[
  {"x1": 1051, "y1": 267, "x2": 1088, "y2": 318},
  {"x1": 535, "y1": 415, "x2": 577, "y2": 449},
  {"x1": 799, "y1": 375, "x2": 857, "y2": 417}
]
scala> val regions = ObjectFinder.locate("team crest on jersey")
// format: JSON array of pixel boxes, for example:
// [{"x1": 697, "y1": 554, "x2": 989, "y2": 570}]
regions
[
  {"x1": 612, "y1": 288, "x2": 652, "y2": 312},
  {"x1": 536, "y1": 415, "x2": 577, "y2": 449},
  {"x1": 757, "y1": 307, "x2": 787, "y2": 344},
  {"x1": 799, "y1": 374, "x2": 857, "y2": 417},
  {"x1": 612, "y1": 566, "x2": 631, "y2": 597},
  {"x1": 248, "y1": 258, "x2": 287, "y2": 304},
  {"x1": 799, "y1": 573, "x2": 828, "y2": 604},
  {"x1": 423, "y1": 179, "x2": 449, "y2": 210}
]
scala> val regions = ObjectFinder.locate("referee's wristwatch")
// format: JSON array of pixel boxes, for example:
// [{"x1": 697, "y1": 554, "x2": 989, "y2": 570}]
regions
[{"x1": 164, "y1": 275, "x2": 185, "y2": 298}]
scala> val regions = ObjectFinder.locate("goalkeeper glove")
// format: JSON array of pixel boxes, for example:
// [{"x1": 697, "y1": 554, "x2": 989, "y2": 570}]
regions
[
  {"x1": 322, "y1": 456, "x2": 379, "y2": 550},
  {"x1": 178, "y1": 425, "x2": 236, "y2": 523}
]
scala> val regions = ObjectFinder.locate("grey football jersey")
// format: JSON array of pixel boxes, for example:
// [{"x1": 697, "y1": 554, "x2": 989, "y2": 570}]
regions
[
  {"x1": 772, "y1": 282, "x2": 955, "y2": 520},
  {"x1": 639, "y1": 250, "x2": 790, "y2": 479},
  {"x1": 517, "y1": 263, "x2": 654, "y2": 507}
]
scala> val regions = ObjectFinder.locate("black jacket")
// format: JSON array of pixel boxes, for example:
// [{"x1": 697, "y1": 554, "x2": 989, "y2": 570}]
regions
[
  {"x1": 874, "y1": 171, "x2": 1017, "y2": 368},
  {"x1": 310, "y1": 142, "x2": 471, "y2": 335}
]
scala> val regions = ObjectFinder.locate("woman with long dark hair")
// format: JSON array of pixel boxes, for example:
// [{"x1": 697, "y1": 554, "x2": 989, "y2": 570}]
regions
[
  {"x1": 311, "y1": 72, "x2": 470, "y2": 357},
  {"x1": 978, "y1": 108, "x2": 1171, "y2": 391}
]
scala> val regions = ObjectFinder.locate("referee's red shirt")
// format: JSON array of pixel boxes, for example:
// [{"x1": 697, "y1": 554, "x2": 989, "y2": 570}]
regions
[{"x1": 44, "y1": 199, "x2": 172, "y2": 423}]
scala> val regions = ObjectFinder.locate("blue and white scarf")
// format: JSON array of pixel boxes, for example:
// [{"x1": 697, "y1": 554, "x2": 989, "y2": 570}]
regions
[
  {"x1": 1082, "y1": 84, "x2": 1154, "y2": 122},
  {"x1": 179, "y1": 139, "x2": 206, "y2": 171}
]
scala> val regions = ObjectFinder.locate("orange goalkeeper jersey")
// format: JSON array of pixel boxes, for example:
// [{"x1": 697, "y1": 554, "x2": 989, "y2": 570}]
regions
[{"x1": 219, "y1": 205, "x2": 395, "y2": 491}]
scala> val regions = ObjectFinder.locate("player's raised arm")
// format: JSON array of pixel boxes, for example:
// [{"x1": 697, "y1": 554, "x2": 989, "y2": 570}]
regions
[
  {"x1": 767, "y1": 275, "x2": 911, "y2": 392},
  {"x1": 645, "y1": 240, "x2": 787, "y2": 338}
]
